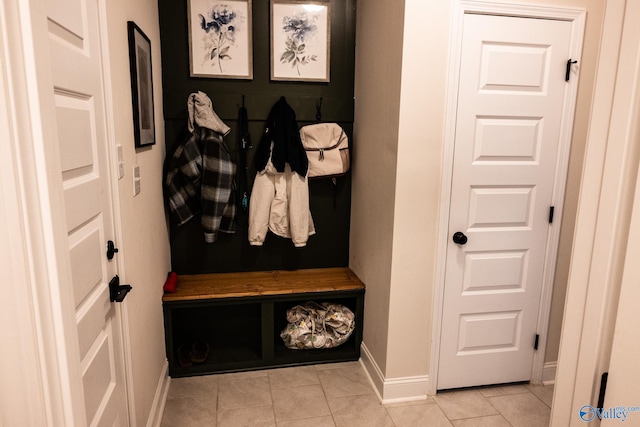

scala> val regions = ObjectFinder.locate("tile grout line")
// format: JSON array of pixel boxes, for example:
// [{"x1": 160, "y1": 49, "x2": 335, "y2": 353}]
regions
[
  {"x1": 435, "y1": 389, "x2": 517, "y2": 426},
  {"x1": 215, "y1": 377, "x2": 220, "y2": 427},
  {"x1": 319, "y1": 363, "x2": 399, "y2": 427},
  {"x1": 527, "y1": 385, "x2": 554, "y2": 409},
  {"x1": 266, "y1": 370, "x2": 277, "y2": 426},
  {"x1": 382, "y1": 406, "x2": 398, "y2": 427},
  {"x1": 480, "y1": 390, "x2": 515, "y2": 427},
  {"x1": 316, "y1": 365, "x2": 341, "y2": 427}
]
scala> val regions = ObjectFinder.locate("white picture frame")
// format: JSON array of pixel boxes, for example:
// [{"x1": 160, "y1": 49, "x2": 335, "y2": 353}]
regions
[
  {"x1": 188, "y1": 0, "x2": 253, "y2": 79},
  {"x1": 270, "y1": 0, "x2": 330, "y2": 82}
]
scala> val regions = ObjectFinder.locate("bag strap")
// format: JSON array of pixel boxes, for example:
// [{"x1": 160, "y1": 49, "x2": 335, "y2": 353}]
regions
[
  {"x1": 235, "y1": 96, "x2": 252, "y2": 227},
  {"x1": 316, "y1": 97, "x2": 322, "y2": 122}
]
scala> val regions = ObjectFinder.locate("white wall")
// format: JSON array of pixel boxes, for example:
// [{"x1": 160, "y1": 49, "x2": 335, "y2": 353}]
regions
[
  {"x1": 386, "y1": 0, "x2": 450, "y2": 380},
  {"x1": 105, "y1": 1, "x2": 171, "y2": 425},
  {"x1": 352, "y1": 0, "x2": 605, "y2": 399},
  {"x1": 351, "y1": 0, "x2": 404, "y2": 376}
]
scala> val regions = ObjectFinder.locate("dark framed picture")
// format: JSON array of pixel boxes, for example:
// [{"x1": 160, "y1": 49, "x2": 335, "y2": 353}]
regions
[
  {"x1": 270, "y1": 0, "x2": 330, "y2": 82},
  {"x1": 127, "y1": 21, "x2": 155, "y2": 148},
  {"x1": 188, "y1": 0, "x2": 253, "y2": 79}
]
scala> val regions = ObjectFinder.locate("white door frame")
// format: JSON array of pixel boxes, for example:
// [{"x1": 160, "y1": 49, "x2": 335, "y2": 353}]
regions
[
  {"x1": 552, "y1": 1, "x2": 640, "y2": 424},
  {"x1": 96, "y1": 0, "x2": 138, "y2": 422},
  {"x1": 0, "y1": 0, "x2": 133, "y2": 424},
  {"x1": 0, "y1": 1, "x2": 51, "y2": 423},
  {"x1": 429, "y1": 0, "x2": 585, "y2": 395},
  {"x1": 2, "y1": 0, "x2": 83, "y2": 422}
]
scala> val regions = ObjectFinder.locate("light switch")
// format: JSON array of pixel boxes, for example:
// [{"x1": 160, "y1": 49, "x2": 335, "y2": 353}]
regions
[
  {"x1": 117, "y1": 145, "x2": 124, "y2": 179},
  {"x1": 133, "y1": 165, "x2": 141, "y2": 196}
]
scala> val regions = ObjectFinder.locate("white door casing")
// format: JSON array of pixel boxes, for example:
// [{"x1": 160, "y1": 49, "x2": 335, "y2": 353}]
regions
[
  {"x1": 21, "y1": 0, "x2": 130, "y2": 424},
  {"x1": 600, "y1": 165, "x2": 640, "y2": 425},
  {"x1": 552, "y1": 0, "x2": 640, "y2": 424},
  {"x1": 436, "y1": 6, "x2": 582, "y2": 390}
]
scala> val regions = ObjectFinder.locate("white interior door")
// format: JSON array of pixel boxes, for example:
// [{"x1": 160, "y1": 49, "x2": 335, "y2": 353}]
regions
[
  {"x1": 48, "y1": 0, "x2": 129, "y2": 424},
  {"x1": 438, "y1": 13, "x2": 572, "y2": 390}
]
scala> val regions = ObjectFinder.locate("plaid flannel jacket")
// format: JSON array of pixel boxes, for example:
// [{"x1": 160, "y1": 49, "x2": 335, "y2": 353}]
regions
[{"x1": 166, "y1": 127, "x2": 236, "y2": 242}]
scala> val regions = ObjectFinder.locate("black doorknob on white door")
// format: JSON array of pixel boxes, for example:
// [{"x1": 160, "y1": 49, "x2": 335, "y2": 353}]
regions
[
  {"x1": 106, "y1": 240, "x2": 119, "y2": 260},
  {"x1": 452, "y1": 232, "x2": 468, "y2": 245}
]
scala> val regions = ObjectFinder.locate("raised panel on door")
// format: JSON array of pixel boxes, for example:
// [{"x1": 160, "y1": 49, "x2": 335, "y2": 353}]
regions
[
  {"x1": 438, "y1": 13, "x2": 572, "y2": 390},
  {"x1": 462, "y1": 250, "x2": 528, "y2": 293}
]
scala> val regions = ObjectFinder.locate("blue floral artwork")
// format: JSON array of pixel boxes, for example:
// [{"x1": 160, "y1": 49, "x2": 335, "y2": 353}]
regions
[
  {"x1": 189, "y1": 0, "x2": 252, "y2": 79},
  {"x1": 271, "y1": 2, "x2": 329, "y2": 82},
  {"x1": 199, "y1": 5, "x2": 237, "y2": 73},
  {"x1": 280, "y1": 12, "x2": 319, "y2": 76}
]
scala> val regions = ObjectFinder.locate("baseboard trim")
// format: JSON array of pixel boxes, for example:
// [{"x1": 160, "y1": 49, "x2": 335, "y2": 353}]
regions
[
  {"x1": 145, "y1": 361, "x2": 170, "y2": 427},
  {"x1": 359, "y1": 343, "x2": 385, "y2": 401},
  {"x1": 542, "y1": 361, "x2": 557, "y2": 385},
  {"x1": 360, "y1": 343, "x2": 430, "y2": 404}
]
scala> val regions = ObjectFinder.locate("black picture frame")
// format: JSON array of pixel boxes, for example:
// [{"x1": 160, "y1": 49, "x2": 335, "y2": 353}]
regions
[{"x1": 127, "y1": 21, "x2": 156, "y2": 148}]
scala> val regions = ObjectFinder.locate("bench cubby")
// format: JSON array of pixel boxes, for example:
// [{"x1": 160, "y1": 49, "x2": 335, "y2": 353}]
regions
[{"x1": 162, "y1": 267, "x2": 365, "y2": 377}]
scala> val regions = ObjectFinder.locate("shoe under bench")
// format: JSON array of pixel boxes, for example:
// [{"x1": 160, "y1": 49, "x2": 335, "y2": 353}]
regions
[{"x1": 162, "y1": 267, "x2": 366, "y2": 377}]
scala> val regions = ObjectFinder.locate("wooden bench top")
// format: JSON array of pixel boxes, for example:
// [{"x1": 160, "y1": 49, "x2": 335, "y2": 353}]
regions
[{"x1": 162, "y1": 267, "x2": 365, "y2": 303}]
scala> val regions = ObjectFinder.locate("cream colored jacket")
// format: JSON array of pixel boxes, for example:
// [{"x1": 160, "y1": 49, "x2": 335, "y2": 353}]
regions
[{"x1": 248, "y1": 160, "x2": 315, "y2": 247}]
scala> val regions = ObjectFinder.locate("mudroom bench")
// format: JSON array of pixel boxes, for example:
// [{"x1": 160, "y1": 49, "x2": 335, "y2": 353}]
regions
[{"x1": 162, "y1": 267, "x2": 365, "y2": 377}]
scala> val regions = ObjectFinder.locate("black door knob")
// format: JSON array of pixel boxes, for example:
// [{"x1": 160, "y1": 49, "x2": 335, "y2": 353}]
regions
[
  {"x1": 452, "y1": 232, "x2": 468, "y2": 245},
  {"x1": 106, "y1": 240, "x2": 119, "y2": 260}
]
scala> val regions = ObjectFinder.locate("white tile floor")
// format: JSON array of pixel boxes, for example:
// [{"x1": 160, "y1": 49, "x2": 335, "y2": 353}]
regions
[{"x1": 161, "y1": 361, "x2": 554, "y2": 427}]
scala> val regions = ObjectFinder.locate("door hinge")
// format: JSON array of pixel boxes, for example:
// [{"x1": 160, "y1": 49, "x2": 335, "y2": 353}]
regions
[
  {"x1": 534, "y1": 334, "x2": 540, "y2": 350},
  {"x1": 549, "y1": 206, "x2": 555, "y2": 224},
  {"x1": 597, "y1": 372, "x2": 609, "y2": 409},
  {"x1": 566, "y1": 59, "x2": 578, "y2": 82}
]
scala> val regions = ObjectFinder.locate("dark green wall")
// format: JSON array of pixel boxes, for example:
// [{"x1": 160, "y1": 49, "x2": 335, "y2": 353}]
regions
[{"x1": 158, "y1": 0, "x2": 357, "y2": 274}]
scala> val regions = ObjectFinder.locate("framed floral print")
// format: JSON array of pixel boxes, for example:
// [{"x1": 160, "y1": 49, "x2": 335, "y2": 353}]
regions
[
  {"x1": 270, "y1": 0, "x2": 330, "y2": 82},
  {"x1": 188, "y1": 0, "x2": 253, "y2": 79}
]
